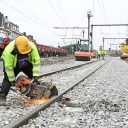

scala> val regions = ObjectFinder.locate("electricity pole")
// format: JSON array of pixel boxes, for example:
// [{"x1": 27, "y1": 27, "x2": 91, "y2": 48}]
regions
[
  {"x1": 103, "y1": 37, "x2": 126, "y2": 50},
  {"x1": 87, "y1": 11, "x2": 93, "y2": 51},
  {"x1": 53, "y1": 27, "x2": 88, "y2": 39},
  {"x1": 53, "y1": 27, "x2": 88, "y2": 45},
  {"x1": 91, "y1": 24, "x2": 128, "y2": 50}
]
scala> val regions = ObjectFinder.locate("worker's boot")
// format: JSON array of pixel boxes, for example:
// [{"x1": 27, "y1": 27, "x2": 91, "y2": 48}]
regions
[{"x1": 0, "y1": 91, "x2": 6, "y2": 105}]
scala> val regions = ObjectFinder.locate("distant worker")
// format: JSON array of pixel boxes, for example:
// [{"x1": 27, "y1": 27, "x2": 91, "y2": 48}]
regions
[
  {"x1": 101, "y1": 49, "x2": 105, "y2": 60},
  {"x1": 0, "y1": 36, "x2": 40, "y2": 104},
  {"x1": 97, "y1": 50, "x2": 101, "y2": 60},
  {"x1": 104, "y1": 50, "x2": 107, "y2": 59}
]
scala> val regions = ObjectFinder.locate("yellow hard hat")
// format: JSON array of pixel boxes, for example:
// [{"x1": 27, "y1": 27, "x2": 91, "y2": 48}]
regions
[{"x1": 15, "y1": 36, "x2": 32, "y2": 54}]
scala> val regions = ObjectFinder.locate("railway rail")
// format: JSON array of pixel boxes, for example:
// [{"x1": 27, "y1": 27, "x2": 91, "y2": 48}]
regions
[
  {"x1": 0, "y1": 58, "x2": 98, "y2": 84},
  {"x1": 4, "y1": 59, "x2": 110, "y2": 128},
  {"x1": 40, "y1": 59, "x2": 98, "y2": 77},
  {"x1": 41, "y1": 55, "x2": 75, "y2": 65}
]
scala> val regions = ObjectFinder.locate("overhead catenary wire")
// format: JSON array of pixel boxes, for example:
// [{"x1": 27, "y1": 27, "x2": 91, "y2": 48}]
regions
[
  {"x1": 92, "y1": 0, "x2": 95, "y2": 23},
  {"x1": 97, "y1": 0, "x2": 108, "y2": 23},
  {"x1": 46, "y1": 0, "x2": 67, "y2": 27},
  {"x1": 100, "y1": 0, "x2": 113, "y2": 37},
  {"x1": 11, "y1": 0, "x2": 61, "y2": 39},
  {"x1": 0, "y1": 0, "x2": 46, "y2": 29},
  {"x1": 96, "y1": 0, "x2": 113, "y2": 38},
  {"x1": 0, "y1": 0, "x2": 63, "y2": 43},
  {"x1": 45, "y1": 0, "x2": 75, "y2": 42},
  {"x1": 54, "y1": 0, "x2": 70, "y2": 26},
  {"x1": 99, "y1": 0, "x2": 109, "y2": 23},
  {"x1": 12, "y1": 0, "x2": 42, "y2": 25}
]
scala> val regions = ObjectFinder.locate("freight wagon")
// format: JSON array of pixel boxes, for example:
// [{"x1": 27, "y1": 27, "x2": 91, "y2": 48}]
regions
[
  {"x1": 0, "y1": 28, "x2": 68, "y2": 57},
  {"x1": 0, "y1": 13, "x2": 68, "y2": 57},
  {"x1": 37, "y1": 44, "x2": 68, "y2": 57}
]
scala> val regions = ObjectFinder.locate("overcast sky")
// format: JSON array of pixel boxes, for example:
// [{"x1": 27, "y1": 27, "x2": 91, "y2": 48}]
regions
[{"x1": 0, "y1": 0, "x2": 128, "y2": 49}]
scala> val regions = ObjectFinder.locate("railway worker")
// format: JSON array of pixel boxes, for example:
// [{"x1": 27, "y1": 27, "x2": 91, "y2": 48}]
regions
[
  {"x1": 97, "y1": 50, "x2": 101, "y2": 60},
  {"x1": 101, "y1": 49, "x2": 106, "y2": 60},
  {"x1": 96, "y1": 51, "x2": 99, "y2": 59},
  {"x1": 0, "y1": 36, "x2": 40, "y2": 104}
]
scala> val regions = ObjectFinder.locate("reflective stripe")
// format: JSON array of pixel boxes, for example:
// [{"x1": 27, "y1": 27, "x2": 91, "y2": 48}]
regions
[
  {"x1": 5, "y1": 68, "x2": 13, "y2": 72},
  {"x1": 33, "y1": 70, "x2": 40, "y2": 74},
  {"x1": 8, "y1": 75, "x2": 15, "y2": 80},
  {"x1": 33, "y1": 63, "x2": 40, "y2": 66}
]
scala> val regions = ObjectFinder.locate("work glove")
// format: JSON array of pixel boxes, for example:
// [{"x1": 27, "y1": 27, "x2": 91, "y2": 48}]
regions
[
  {"x1": 32, "y1": 76, "x2": 39, "y2": 85},
  {"x1": 10, "y1": 81, "x2": 15, "y2": 86},
  {"x1": 32, "y1": 76, "x2": 38, "y2": 82}
]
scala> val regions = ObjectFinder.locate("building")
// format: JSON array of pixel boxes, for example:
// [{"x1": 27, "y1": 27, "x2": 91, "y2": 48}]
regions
[{"x1": 0, "y1": 12, "x2": 22, "y2": 39}]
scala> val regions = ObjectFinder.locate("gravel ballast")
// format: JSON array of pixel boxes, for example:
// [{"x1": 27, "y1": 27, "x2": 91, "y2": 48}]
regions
[
  {"x1": 21, "y1": 57, "x2": 128, "y2": 128},
  {"x1": 0, "y1": 57, "x2": 103, "y2": 128}
]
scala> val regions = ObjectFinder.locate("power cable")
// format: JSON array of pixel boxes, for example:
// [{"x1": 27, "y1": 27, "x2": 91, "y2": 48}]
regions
[
  {"x1": 96, "y1": 0, "x2": 113, "y2": 40},
  {"x1": 0, "y1": 0, "x2": 62, "y2": 42},
  {"x1": 45, "y1": 0, "x2": 71, "y2": 42},
  {"x1": 77, "y1": 14, "x2": 87, "y2": 27},
  {"x1": 54, "y1": 0, "x2": 70, "y2": 26},
  {"x1": 97, "y1": 0, "x2": 106, "y2": 23},
  {"x1": 99, "y1": 0, "x2": 109, "y2": 23},
  {"x1": 12, "y1": 0, "x2": 42, "y2": 25},
  {"x1": 0, "y1": 0, "x2": 44, "y2": 28},
  {"x1": 92, "y1": 0, "x2": 95, "y2": 23},
  {"x1": 46, "y1": 0, "x2": 67, "y2": 27}
]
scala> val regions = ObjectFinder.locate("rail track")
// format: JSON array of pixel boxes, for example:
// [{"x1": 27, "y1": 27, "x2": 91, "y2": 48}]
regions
[
  {"x1": 41, "y1": 55, "x2": 75, "y2": 66},
  {"x1": 0, "y1": 59, "x2": 97, "y2": 87},
  {"x1": 40, "y1": 59, "x2": 98, "y2": 77},
  {"x1": 4, "y1": 59, "x2": 110, "y2": 128}
]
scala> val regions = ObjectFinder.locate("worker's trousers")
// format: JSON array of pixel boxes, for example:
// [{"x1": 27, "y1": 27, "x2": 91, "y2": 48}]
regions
[{"x1": 1, "y1": 64, "x2": 33, "y2": 97}]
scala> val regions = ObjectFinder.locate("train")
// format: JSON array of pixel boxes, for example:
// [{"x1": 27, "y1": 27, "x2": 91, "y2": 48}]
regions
[
  {"x1": 0, "y1": 28, "x2": 68, "y2": 57},
  {"x1": 37, "y1": 44, "x2": 68, "y2": 57},
  {"x1": 0, "y1": 13, "x2": 68, "y2": 57},
  {"x1": 74, "y1": 39, "x2": 96, "y2": 61},
  {"x1": 120, "y1": 39, "x2": 128, "y2": 59}
]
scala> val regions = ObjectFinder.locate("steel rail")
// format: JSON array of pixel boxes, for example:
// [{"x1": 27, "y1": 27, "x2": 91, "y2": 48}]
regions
[
  {"x1": 0, "y1": 59, "x2": 98, "y2": 80},
  {"x1": 6, "y1": 59, "x2": 110, "y2": 128},
  {"x1": 0, "y1": 60, "x2": 97, "y2": 88},
  {"x1": 39, "y1": 60, "x2": 98, "y2": 77},
  {"x1": 0, "y1": 59, "x2": 98, "y2": 94}
]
